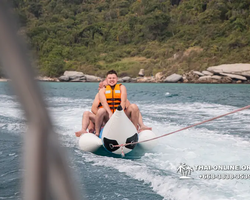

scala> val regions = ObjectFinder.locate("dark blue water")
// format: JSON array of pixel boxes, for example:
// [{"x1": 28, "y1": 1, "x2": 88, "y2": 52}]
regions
[{"x1": 1, "y1": 82, "x2": 250, "y2": 200}]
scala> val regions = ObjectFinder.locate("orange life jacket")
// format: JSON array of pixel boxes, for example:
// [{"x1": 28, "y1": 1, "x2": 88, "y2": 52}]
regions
[{"x1": 98, "y1": 84, "x2": 122, "y2": 113}]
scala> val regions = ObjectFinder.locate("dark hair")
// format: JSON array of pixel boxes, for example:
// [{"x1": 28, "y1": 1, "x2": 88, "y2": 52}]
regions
[{"x1": 106, "y1": 69, "x2": 117, "y2": 76}]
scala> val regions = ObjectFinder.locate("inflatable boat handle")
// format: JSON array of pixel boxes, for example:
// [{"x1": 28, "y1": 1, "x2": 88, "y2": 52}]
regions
[{"x1": 117, "y1": 105, "x2": 123, "y2": 111}]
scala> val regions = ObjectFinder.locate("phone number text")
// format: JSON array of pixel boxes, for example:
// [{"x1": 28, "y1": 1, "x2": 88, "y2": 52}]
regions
[{"x1": 199, "y1": 174, "x2": 250, "y2": 180}]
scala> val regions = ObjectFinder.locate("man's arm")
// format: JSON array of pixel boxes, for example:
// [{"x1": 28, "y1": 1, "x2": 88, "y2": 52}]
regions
[
  {"x1": 91, "y1": 93, "x2": 99, "y2": 115},
  {"x1": 120, "y1": 85, "x2": 127, "y2": 110},
  {"x1": 99, "y1": 88, "x2": 112, "y2": 117}
]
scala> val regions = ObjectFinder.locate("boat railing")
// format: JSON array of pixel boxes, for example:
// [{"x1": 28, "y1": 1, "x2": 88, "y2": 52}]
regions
[{"x1": 0, "y1": 1, "x2": 80, "y2": 200}]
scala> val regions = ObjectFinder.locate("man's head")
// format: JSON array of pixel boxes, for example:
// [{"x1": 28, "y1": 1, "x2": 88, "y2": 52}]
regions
[
  {"x1": 103, "y1": 79, "x2": 108, "y2": 86},
  {"x1": 106, "y1": 70, "x2": 118, "y2": 86},
  {"x1": 98, "y1": 79, "x2": 108, "y2": 90}
]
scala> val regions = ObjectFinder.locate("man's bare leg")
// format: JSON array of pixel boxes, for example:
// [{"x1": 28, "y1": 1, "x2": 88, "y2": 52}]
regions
[
  {"x1": 87, "y1": 120, "x2": 95, "y2": 133},
  {"x1": 125, "y1": 104, "x2": 139, "y2": 129},
  {"x1": 75, "y1": 111, "x2": 95, "y2": 137},
  {"x1": 95, "y1": 108, "x2": 109, "y2": 137},
  {"x1": 138, "y1": 112, "x2": 152, "y2": 133}
]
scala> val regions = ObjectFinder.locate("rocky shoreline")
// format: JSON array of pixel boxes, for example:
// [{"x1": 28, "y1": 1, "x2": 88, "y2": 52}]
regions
[
  {"x1": 0, "y1": 78, "x2": 9, "y2": 82},
  {"x1": 1, "y1": 63, "x2": 250, "y2": 84}
]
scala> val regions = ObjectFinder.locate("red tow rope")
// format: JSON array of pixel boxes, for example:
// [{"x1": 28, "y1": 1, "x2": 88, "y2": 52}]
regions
[{"x1": 114, "y1": 104, "x2": 250, "y2": 148}]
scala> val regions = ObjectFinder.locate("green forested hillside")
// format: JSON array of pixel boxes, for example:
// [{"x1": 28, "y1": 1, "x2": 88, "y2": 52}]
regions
[{"x1": 10, "y1": 0, "x2": 250, "y2": 77}]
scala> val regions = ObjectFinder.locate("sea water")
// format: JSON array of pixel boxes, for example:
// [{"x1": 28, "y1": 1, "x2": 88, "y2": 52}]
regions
[{"x1": 1, "y1": 82, "x2": 250, "y2": 200}]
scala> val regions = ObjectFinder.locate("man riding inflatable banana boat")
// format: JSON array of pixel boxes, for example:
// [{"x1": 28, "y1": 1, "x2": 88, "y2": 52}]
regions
[{"x1": 75, "y1": 70, "x2": 156, "y2": 157}]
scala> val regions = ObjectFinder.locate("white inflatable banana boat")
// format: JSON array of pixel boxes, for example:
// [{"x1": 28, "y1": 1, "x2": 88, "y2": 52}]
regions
[{"x1": 78, "y1": 105, "x2": 156, "y2": 158}]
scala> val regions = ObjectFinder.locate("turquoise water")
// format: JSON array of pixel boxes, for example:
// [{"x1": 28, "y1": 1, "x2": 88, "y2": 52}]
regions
[{"x1": 1, "y1": 82, "x2": 250, "y2": 200}]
